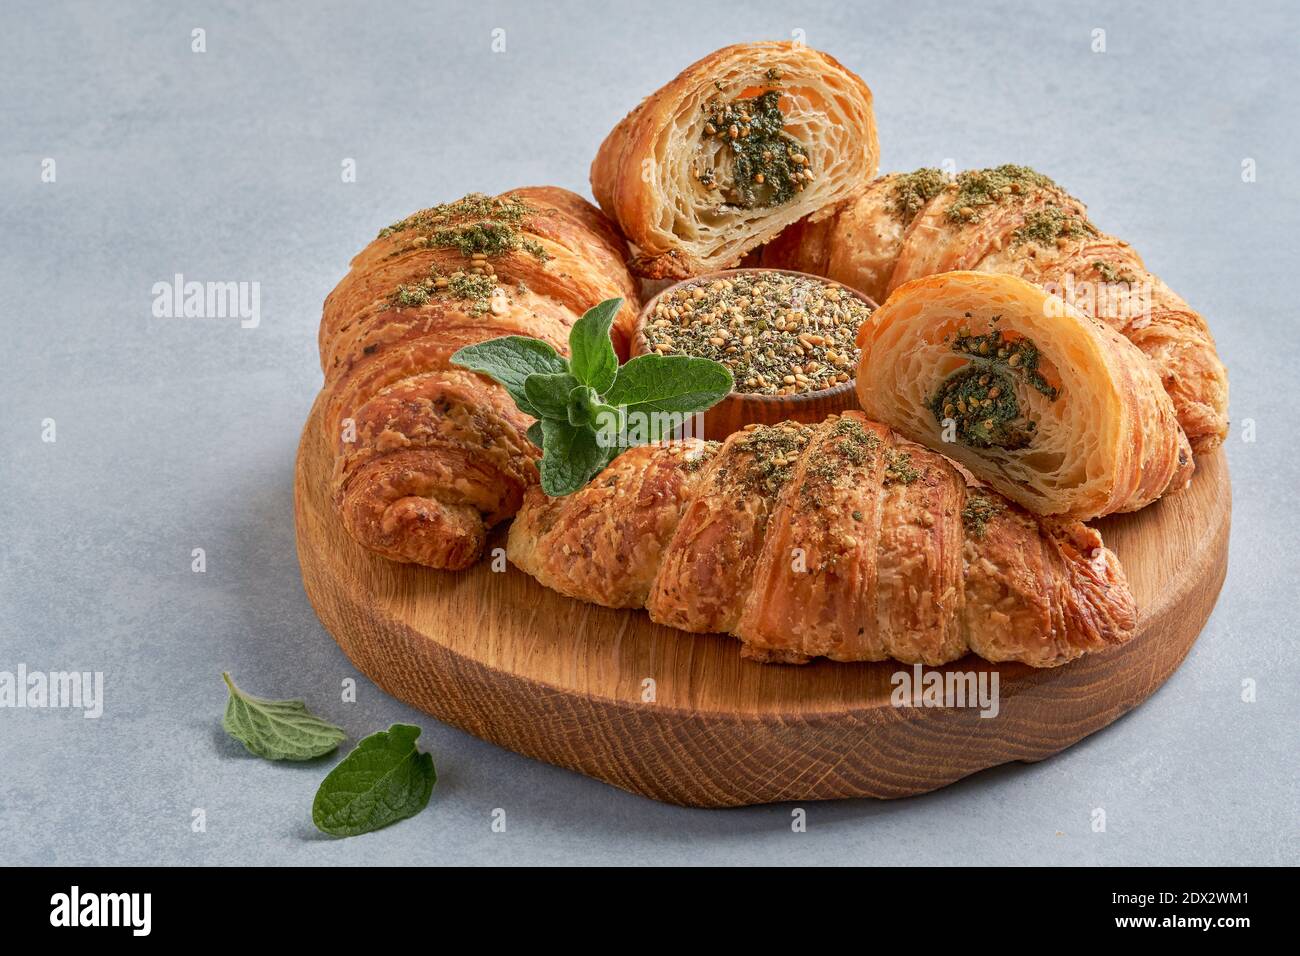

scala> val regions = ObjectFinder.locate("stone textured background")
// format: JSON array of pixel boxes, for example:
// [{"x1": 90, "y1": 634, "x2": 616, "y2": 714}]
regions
[{"x1": 1, "y1": 0, "x2": 1296, "y2": 864}]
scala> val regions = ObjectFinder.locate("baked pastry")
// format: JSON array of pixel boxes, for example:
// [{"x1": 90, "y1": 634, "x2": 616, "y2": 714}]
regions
[
  {"x1": 318, "y1": 187, "x2": 639, "y2": 570},
  {"x1": 507, "y1": 413, "x2": 1136, "y2": 667},
  {"x1": 591, "y1": 41, "x2": 878, "y2": 279},
  {"x1": 759, "y1": 165, "x2": 1229, "y2": 452},
  {"x1": 856, "y1": 271, "x2": 1193, "y2": 519}
]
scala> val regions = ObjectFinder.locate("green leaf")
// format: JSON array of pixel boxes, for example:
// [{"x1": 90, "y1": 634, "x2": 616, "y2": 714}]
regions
[
  {"x1": 524, "y1": 372, "x2": 580, "y2": 420},
  {"x1": 221, "y1": 672, "x2": 345, "y2": 761},
  {"x1": 538, "y1": 419, "x2": 614, "y2": 496},
  {"x1": 567, "y1": 298, "x2": 623, "y2": 393},
  {"x1": 312, "y1": 723, "x2": 436, "y2": 838},
  {"x1": 526, "y1": 420, "x2": 544, "y2": 448},
  {"x1": 451, "y1": 336, "x2": 569, "y2": 415},
  {"x1": 604, "y1": 353, "x2": 734, "y2": 414}
]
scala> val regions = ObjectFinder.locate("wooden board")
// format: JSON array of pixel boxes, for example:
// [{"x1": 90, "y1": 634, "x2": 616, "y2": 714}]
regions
[{"x1": 294, "y1": 395, "x2": 1231, "y2": 807}]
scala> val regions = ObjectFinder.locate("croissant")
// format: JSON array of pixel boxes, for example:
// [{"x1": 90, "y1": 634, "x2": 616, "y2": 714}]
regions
[
  {"x1": 759, "y1": 166, "x2": 1229, "y2": 452},
  {"x1": 507, "y1": 413, "x2": 1136, "y2": 667},
  {"x1": 318, "y1": 187, "x2": 639, "y2": 570},
  {"x1": 856, "y1": 271, "x2": 1193, "y2": 519},
  {"x1": 590, "y1": 41, "x2": 879, "y2": 279}
]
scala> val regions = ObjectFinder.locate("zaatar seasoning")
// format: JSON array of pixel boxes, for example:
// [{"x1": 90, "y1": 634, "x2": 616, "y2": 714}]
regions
[
  {"x1": 642, "y1": 271, "x2": 872, "y2": 396},
  {"x1": 697, "y1": 90, "x2": 812, "y2": 209},
  {"x1": 928, "y1": 324, "x2": 1058, "y2": 450}
]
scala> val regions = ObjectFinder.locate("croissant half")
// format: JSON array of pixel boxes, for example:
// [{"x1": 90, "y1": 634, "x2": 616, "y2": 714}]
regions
[
  {"x1": 760, "y1": 166, "x2": 1229, "y2": 452},
  {"x1": 507, "y1": 414, "x2": 1136, "y2": 668},
  {"x1": 319, "y1": 187, "x2": 639, "y2": 570},
  {"x1": 856, "y1": 272, "x2": 1193, "y2": 520},
  {"x1": 591, "y1": 41, "x2": 879, "y2": 279}
]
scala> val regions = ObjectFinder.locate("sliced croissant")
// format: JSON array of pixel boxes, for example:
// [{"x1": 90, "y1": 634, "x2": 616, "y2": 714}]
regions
[
  {"x1": 760, "y1": 166, "x2": 1230, "y2": 452},
  {"x1": 319, "y1": 187, "x2": 638, "y2": 569},
  {"x1": 591, "y1": 41, "x2": 878, "y2": 279},
  {"x1": 508, "y1": 414, "x2": 1136, "y2": 668},
  {"x1": 856, "y1": 271, "x2": 1193, "y2": 520}
]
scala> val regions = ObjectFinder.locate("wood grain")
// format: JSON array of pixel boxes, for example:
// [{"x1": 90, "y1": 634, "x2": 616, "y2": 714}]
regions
[{"x1": 294, "y1": 395, "x2": 1230, "y2": 807}]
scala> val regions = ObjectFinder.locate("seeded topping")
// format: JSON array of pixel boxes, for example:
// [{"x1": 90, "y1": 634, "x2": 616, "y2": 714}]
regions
[
  {"x1": 943, "y1": 165, "x2": 1058, "y2": 224},
  {"x1": 961, "y1": 493, "x2": 1003, "y2": 538},
  {"x1": 720, "y1": 422, "x2": 814, "y2": 496},
  {"x1": 388, "y1": 269, "x2": 507, "y2": 315},
  {"x1": 642, "y1": 270, "x2": 871, "y2": 396},
  {"x1": 696, "y1": 90, "x2": 812, "y2": 209},
  {"x1": 1093, "y1": 260, "x2": 1136, "y2": 284},
  {"x1": 888, "y1": 168, "x2": 951, "y2": 225},
  {"x1": 1012, "y1": 205, "x2": 1097, "y2": 248},
  {"x1": 378, "y1": 192, "x2": 551, "y2": 261},
  {"x1": 800, "y1": 418, "x2": 882, "y2": 505},
  {"x1": 883, "y1": 451, "x2": 921, "y2": 485},
  {"x1": 929, "y1": 323, "x2": 1057, "y2": 451}
]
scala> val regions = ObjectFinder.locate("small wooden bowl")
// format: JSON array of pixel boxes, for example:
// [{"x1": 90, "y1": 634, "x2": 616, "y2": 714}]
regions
[{"x1": 633, "y1": 268, "x2": 878, "y2": 441}]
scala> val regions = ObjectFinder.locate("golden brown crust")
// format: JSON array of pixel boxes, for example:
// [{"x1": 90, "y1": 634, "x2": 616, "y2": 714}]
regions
[
  {"x1": 591, "y1": 42, "x2": 879, "y2": 277},
  {"x1": 855, "y1": 271, "x2": 1193, "y2": 519},
  {"x1": 319, "y1": 188, "x2": 639, "y2": 570},
  {"x1": 761, "y1": 167, "x2": 1229, "y2": 451},
  {"x1": 506, "y1": 413, "x2": 1137, "y2": 667}
]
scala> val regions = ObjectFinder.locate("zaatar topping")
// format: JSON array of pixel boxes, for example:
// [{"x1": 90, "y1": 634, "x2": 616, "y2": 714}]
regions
[
  {"x1": 1093, "y1": 260, "x2": 1135, "y2": 284},
  {"x1": 801, "y1": 418, "x2": 881, "y2": 502},
  {"x1": 698, "y1": 90, "x2": 811, "y2": 209},
  {"x1": 388, "y1": 269, "x2": 501, "y2": 315},
  {"x1": 725, "y1": 423, "x2": 813, "y2": 496},
  {"x1": 929, "y1": 326, "x2": 1057, "y2": 450},
  {"x1": 642, "y1": 271, "x2": 871, "y2": 396},
  {"x1": 1012, "y1": 205, "x2": 1097, "y2": 248},
  {"x1": 889, "y1": 167, "x2": 951, "y2": 225},
  {"x1": 883, "y1": 451, "x2": 920, "y2": 484},
  {"x1": 943, "y1": 165, "x2": 1058, "y2": 224},
  {"x1": 961, "y1": 493, "x2": 1003, "y2": 538},
  {"x1": 680, "y1": 442, "x2": 721, "y2": 472},
  {"x1": 378, "y1": 192, "x2": 551, "y2": 261}
]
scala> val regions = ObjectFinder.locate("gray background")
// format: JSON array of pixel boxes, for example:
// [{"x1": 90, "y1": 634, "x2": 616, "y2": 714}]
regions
[{"x1": 1, "y1": 0, "x2": 1296, "y2": 866}]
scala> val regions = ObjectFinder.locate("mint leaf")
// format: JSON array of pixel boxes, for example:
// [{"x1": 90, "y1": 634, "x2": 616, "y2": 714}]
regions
[
  {"x1": 538, "y1": 418, "x2": 614, "y2": 496},
  {"x1": 567, "y1": 298, "x2": 622, "y2": 393},
  {"x1": 451, "y1": 336, "x2": 569, "y2": 415},
  {"x1": 312, "y1": 723, "x2": 436, "y2": 838},
  {"x1": 526, "y1": 420, "x2": 544, "y2": 448},
  {"x1": 524, "y1": 372, "x2": 580, "y2": 420},
  {"x1": 221, "y1": 672, "x2": 345, "y2": 761},
  {"x1": 604, "y1": 354, "x2": 734, "y2": 414}
]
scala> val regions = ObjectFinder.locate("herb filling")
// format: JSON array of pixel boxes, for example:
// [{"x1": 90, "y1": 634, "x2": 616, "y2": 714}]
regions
[
  {"x1": 929, "y1": 325, "x2": 1058, "y2": 450},
  {"x1": 697, "y1": 90, "x2": 812, "y2": 209}
]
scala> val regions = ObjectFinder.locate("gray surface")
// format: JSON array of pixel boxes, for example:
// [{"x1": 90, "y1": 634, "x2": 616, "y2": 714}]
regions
[{"x1": 1, "y1": 0, "x2": 1297, "y2": 866}]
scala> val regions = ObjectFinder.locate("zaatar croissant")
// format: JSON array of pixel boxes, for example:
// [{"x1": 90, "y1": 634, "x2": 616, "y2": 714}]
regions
[
  {"x1": 760, "y1": 165, "x2": 1229, "y2": 452},
  {"x1": 507, "y1": 413, "x2": 1136, "y2": 667},
  {"x1": 591, "y1": 41, "x2": 878, "y2": 279},
  {"x1": 857, "y1": 271, "x2": 1193, "y2": 519},
  {"x1": 318, "y1": 187, "x2": 639, "y2": 570}
]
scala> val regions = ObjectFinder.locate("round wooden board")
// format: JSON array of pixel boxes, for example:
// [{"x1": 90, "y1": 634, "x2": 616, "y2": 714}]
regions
[{"x1": 294, "y1": 395, "x2": 1231, "y2": 807}]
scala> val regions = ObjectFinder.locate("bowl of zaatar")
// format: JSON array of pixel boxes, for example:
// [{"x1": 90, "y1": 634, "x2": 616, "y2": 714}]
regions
[{"x1": 633, "y1": 268, "x2": 877, "y2": 438}]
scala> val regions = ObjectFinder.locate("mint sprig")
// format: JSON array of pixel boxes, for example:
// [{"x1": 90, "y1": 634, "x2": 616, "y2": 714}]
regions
[{"x1": 452, "y1": 298, "x2": 733, "y2": 496}]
